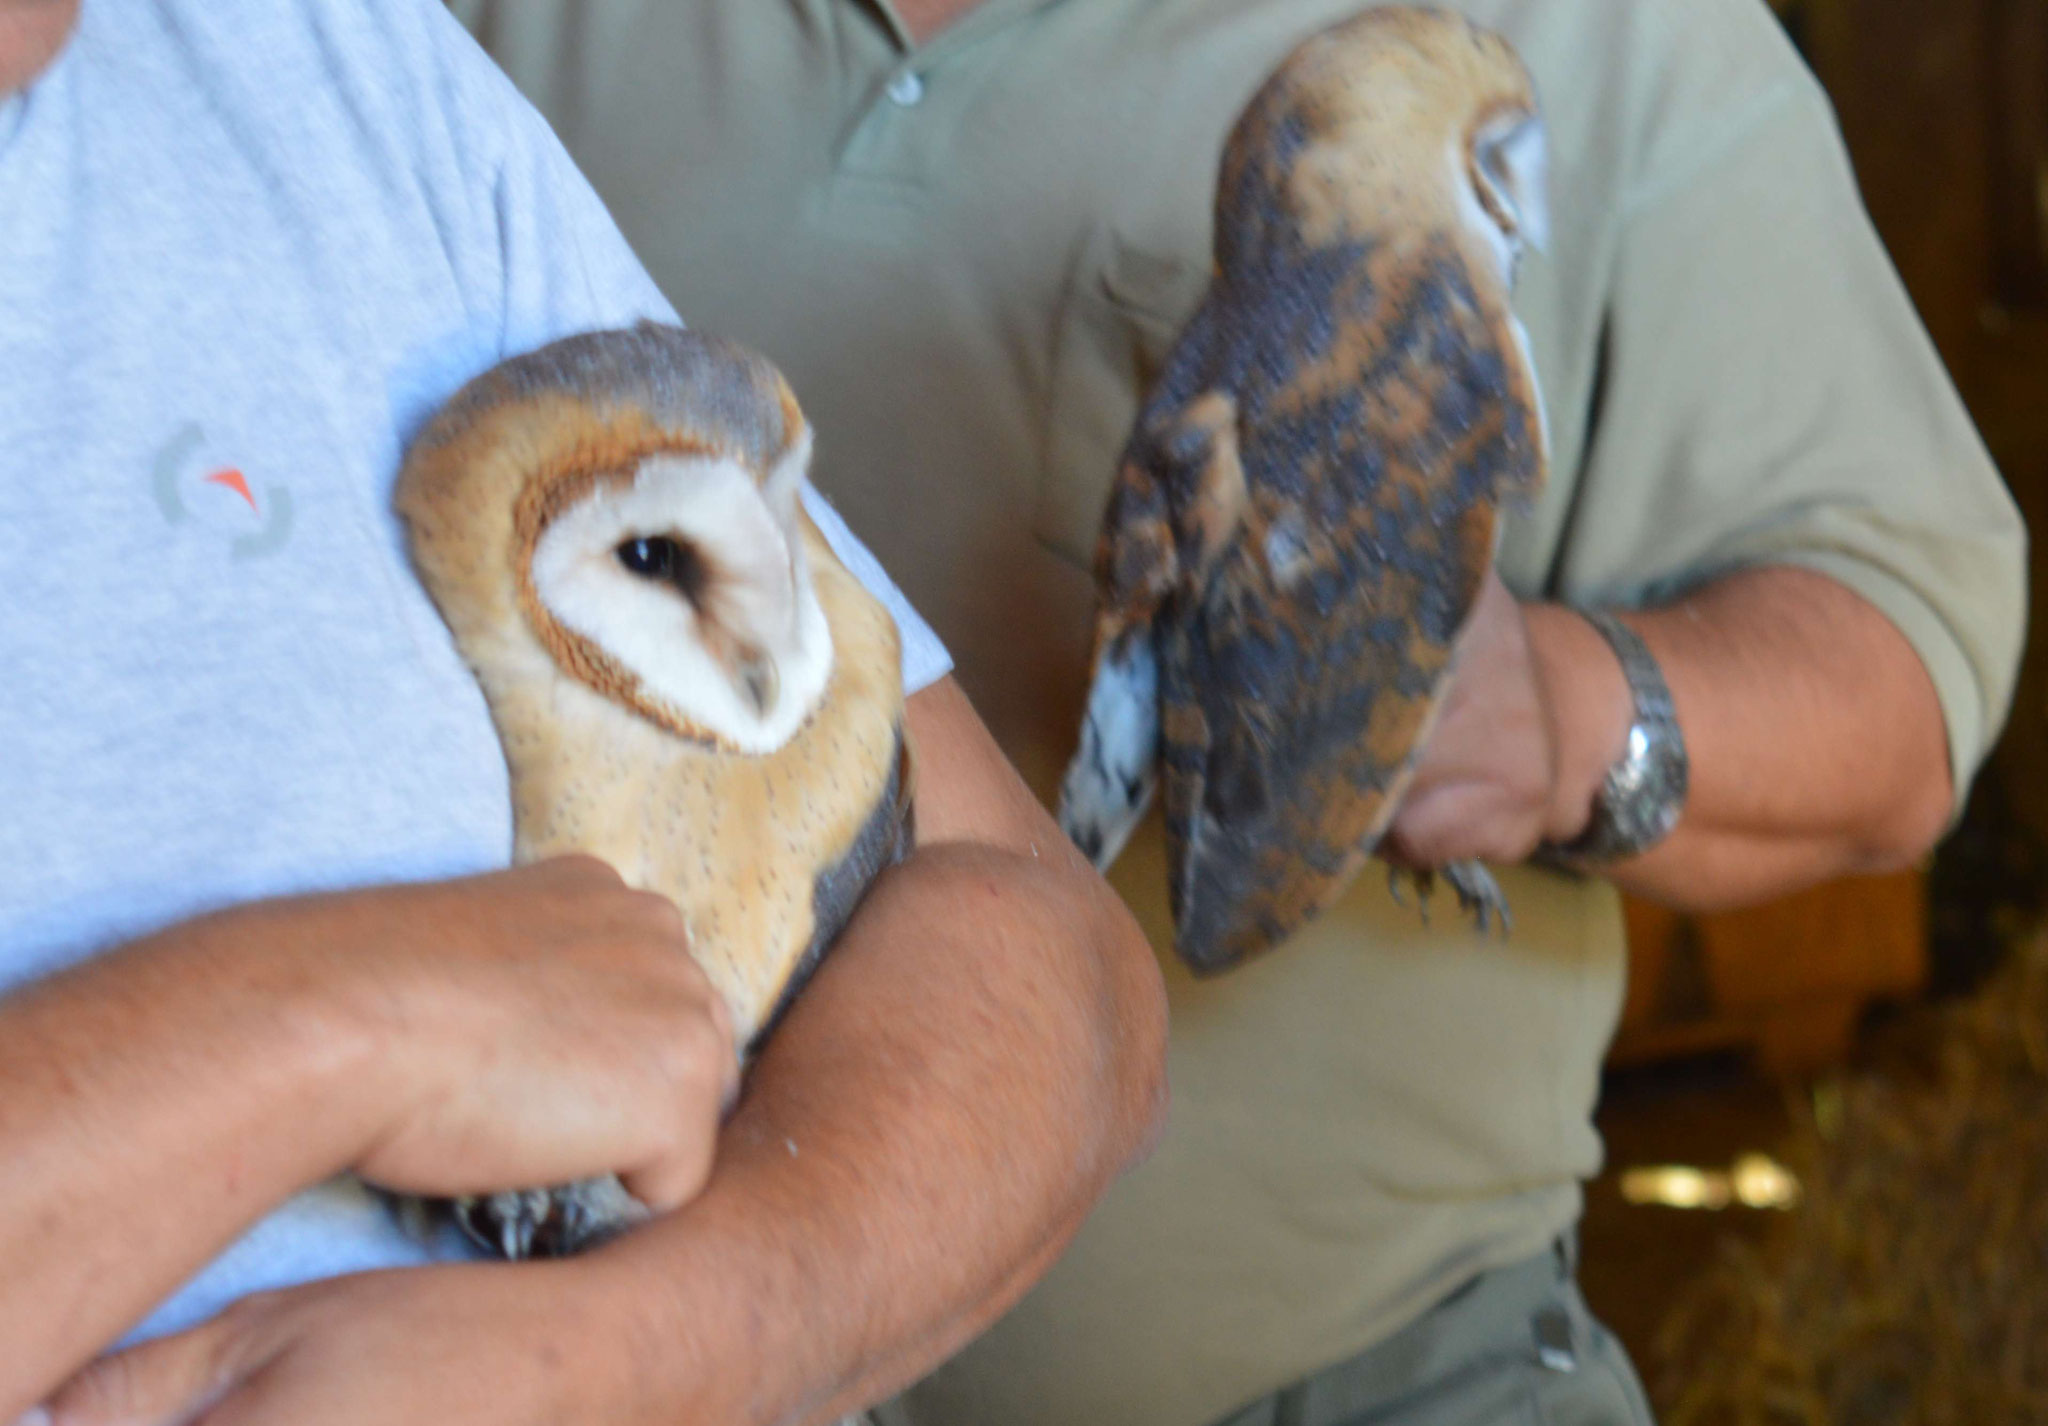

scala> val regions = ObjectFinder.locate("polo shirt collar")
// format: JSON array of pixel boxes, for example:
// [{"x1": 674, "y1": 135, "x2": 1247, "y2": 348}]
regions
[{"x1": 854, "y1": 0, "x2": 1071, "y2": 57}]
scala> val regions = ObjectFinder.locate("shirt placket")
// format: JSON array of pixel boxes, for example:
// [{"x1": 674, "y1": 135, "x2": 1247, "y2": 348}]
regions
[{"x1": 826, "y1": 0, "x2": 1061, "y2": 191}]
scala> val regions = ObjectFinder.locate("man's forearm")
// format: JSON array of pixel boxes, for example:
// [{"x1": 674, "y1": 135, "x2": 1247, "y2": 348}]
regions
[
  {"x1": 4, "y1": 856, "x2": 741, "y2": 1418},
  {"x1": 1529, "y1": 564, "x2": 1955, "y2": 909},
  {"x1": 585, "y1": 688, "x2": 1167, "y2": 1426},
  {"x1": 597, "y1": 846, "x2": 1165, "y2": 1426},
  {"x1": 0, "y1": 907, "x2": 381, "y2": 1412}
]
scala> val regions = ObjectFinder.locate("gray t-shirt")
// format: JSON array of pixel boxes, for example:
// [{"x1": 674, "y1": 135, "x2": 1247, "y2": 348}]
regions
[{"x1": 0, "y1": 0, "x2": 949, "y2": 1346}]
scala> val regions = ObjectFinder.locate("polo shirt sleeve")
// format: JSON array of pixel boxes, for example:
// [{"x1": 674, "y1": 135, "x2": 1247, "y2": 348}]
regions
[
  {"x1": 1554, "y1": 77, "x2": 2026, "y2": 797},
  {"x1": 424, "y1": 6, "x2": 951, "y2": 695}
]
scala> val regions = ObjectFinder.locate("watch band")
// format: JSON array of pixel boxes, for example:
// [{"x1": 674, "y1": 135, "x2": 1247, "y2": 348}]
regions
[{"x1": 1549, "y1": 610, "x2": 1688, "y2": 863}]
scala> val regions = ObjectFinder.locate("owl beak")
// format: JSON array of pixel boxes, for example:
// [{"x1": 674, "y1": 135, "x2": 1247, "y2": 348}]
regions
[
  {"x1": 735, "y1": 649, "x2": 780, "y2": 719},
  {"x1": 1474, "y1": 111, "x2": 1550, "y2": 258}
]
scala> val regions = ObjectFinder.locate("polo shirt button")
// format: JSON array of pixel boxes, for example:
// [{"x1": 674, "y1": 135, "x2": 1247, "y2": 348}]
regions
[{"x1": 886, "y1": 70, "x2": 925, "y2": 106}]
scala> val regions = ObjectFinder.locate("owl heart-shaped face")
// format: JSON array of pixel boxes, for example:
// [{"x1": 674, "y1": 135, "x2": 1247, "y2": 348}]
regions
[{"x1": 525, "y1": 444, "x2": 836, "y2": 756}]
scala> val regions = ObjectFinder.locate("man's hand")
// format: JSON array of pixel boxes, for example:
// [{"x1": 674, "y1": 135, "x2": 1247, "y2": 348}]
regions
[
  {"x1": 0, "y1": 857, "x2": 734, "y2": 1415},
  {"x1": 13, "y1": 678, "x2": 1165, "y2": 1426},
  {"x1": 1382, "y1": 570, "x2": 1628, "y2": 871},
  {"x1": 437, "y1": 677, "x2": 1165, "y2": 1426},
  {"x1": 1385, "y1": 565, "x2": 1954, "y2": 911},
  {"x1": 40, "y1": 1263, "x2": 632, "y2": 1426},
  {"x1": 330, "y1": 856, "x2": 737, "y2": 1212}
]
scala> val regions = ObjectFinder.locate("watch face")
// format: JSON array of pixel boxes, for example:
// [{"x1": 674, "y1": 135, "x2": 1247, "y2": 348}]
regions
[
  {"x1": 1546, "y1": 610, "x2": 1688, "y2": 864},
  {"x1": 1617, "y1": 786, "x2": 1679, "y2": 849},
  {"x1": 1613, "y1": 726, "x2": 1655, "y2": 797},
  {"x1": 1606, "y1": 720, "x2": 1687, "y2": 856}
]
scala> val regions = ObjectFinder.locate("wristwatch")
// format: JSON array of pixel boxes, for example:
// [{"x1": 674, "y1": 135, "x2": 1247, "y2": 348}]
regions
[{"x1": 1546, "y1": 610, "x2": 1688, "y2": 864}]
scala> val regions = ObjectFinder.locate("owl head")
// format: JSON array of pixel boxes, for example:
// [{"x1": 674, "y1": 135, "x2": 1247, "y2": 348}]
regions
[
  {"x1": 1219, "y1": 5, "x2": 1549, "y2": 290},
  {"x1": 396, "y1": 324, "x2": 912, "y2": 1049},
  {"x1": 400, "y1": 322, "x2": 834, "y2": 758}
]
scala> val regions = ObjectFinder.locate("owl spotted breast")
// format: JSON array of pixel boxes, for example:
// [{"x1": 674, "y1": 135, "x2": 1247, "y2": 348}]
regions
[
  {"x1": 395, "y1": 323, "x2": 912, "y2": 1256},
  {"x1": 1057, "y1": 7, "x2": 1551, "y2": 974}
]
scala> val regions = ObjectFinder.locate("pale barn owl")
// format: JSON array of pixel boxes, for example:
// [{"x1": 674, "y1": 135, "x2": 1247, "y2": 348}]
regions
[
  {"x1": 394, "y1": 323, "x2": 913, "y2": 1256},
  {"x1": 1058, "y1": 7, "x2": 1550, "y2": 974}
]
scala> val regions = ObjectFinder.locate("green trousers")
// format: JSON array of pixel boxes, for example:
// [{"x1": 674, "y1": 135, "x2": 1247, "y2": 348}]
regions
[{"x1": 1209, "y1": 1238, "x2": 1655, "y2": 1426}]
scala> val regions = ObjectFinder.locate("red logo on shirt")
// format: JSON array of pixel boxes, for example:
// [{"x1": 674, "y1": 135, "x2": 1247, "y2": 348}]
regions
[
  {"x1": 151, "y1": 425, "x2": 294, "y2": 560},
  {"x1": 203, "y1": 468, "x2": 259, "y2": 512}
]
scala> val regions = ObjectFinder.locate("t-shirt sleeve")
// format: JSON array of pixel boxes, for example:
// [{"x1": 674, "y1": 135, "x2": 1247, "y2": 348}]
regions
[
  {"x1": 423, "y1": 4, "x2": 950, "y2": 693},
  {"x1": 1553, "y1": 79, "x2": 2026, "y2": 797},
  {"x1": 450, "y1": 31, "x2": 674, "y2": 355},
  {"x1": 801, "y1": 484, "x2": 956, "y2": 695}
]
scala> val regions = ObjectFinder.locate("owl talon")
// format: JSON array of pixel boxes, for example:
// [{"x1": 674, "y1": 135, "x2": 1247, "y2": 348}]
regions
[
  {"x1": 455, "y1": 1175, "x2": 649, "y2": 1260},
  {"x1": 1387, "y1": 862, "x2": 1510, "y2": 937},
  {"x1": 1442, "y1": 859, "x2": 1512, "y2": 938},
  {"x1": 1385, "y1": 865, "x2": 1435, "y2": 923}
]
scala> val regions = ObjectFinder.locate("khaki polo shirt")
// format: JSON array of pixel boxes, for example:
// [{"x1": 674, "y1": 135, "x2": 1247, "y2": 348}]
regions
[{"x1": 459, "y1": 2, "x2": 2025, "y2": 1422}]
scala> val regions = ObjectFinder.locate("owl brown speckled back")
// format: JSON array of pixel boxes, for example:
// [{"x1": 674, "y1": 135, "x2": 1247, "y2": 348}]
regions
[{"x1": 1058, "y1": 7, "x2": 1551, "y2": 973}]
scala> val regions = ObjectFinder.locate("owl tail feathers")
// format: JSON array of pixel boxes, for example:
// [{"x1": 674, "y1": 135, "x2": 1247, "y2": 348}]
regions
[{"x1": 1057, "y1": 634, "x2": 1160, "y2": 871}]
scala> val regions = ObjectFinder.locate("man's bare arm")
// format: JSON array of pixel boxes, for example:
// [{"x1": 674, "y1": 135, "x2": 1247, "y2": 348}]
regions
[
  {"x1": 0, "y1": 859, "x2": 734, "y2": 1417},
  {"x1": 0, "y1": 911, "x2": 384, "y2": 1415},
  {"x1": 588, "y1": 674, "x2": 1170, "y2": 1426},
  {"x1": 41, "y1": 677, "x2": 1165, "y2": 1426},
  {"x1": 1390, "y1": 565, "x2": 1955, "y2": 911}
]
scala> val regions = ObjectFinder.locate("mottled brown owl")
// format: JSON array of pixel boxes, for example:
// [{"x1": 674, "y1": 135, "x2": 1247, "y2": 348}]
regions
[
  {"x1": 1058, "y1": 7, "x2": 1550, "y2": 974},
  {"x1": 395, "y1": 323, "x2": 912, "y2": 1255}
]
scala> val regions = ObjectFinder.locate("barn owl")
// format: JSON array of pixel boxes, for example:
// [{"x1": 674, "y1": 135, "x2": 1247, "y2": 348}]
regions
[
  {"x1": 394, "y1": 323, "x2": 913, "y2": 1256},
  {"x1": 1057, "y1": 7, "x2": 1550, "y2": 974}
]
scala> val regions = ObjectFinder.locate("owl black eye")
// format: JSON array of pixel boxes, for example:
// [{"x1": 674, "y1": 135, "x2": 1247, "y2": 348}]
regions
[
  {"x1": 616, "y1": 535, "x2": 709, "y2": 607},
  {"x1": 617, "y1": 536, "x2": 676, "y2": 579}
]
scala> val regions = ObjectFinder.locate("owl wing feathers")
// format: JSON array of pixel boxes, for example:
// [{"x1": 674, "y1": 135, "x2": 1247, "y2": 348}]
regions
[
  {"x1": 1058, "y1": 386, "x2": 1248, "y2": 869},
  {"x1": 1103, "y1": 232, "x2": 1546, "y2": 973},
  {"x1": 757, "y1": 720, "x2": 914, "y2": 1046},
  {"x1": 1055, "y1": 7, "x2": 1555, "y2": 972},
  {"x1": 1168, "y1": 455, "x2": 1513, "y2": 971}
]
